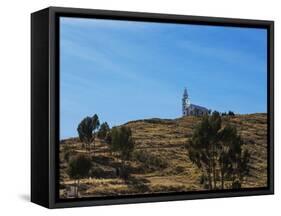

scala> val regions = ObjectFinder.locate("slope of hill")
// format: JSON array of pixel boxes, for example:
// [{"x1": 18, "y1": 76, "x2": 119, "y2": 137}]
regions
[{"x1": 59, "y1": 113, "x2": 267, "y2": 198}]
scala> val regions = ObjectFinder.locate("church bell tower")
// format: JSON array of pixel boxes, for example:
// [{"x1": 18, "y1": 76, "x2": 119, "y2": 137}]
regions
[{"x1": 182, "y1": 88, "x2": 190, "y2": 116}]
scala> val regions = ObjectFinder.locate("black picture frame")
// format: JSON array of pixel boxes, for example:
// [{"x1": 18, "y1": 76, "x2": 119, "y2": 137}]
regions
[{"x1": 31, "y1": 6, "x2": 274, "y2": 209}]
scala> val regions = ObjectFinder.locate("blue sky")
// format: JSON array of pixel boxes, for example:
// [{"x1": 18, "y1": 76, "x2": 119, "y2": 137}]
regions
[{"x1": 60, "y1": 17, "x2": 267, "y2": 139}]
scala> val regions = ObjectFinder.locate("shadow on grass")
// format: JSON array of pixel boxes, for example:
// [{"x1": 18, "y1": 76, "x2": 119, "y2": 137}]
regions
[
  {"x1": 125, "y1": 175, "x2": 150, "y2": 193},
  {"x1": 92, "y1": 155, "x2": 123, "y2": 168}
]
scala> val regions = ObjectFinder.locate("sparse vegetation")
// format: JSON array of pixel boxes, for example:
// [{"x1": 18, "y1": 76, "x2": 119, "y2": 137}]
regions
[
  {"x1": 77, "y1": 114, "x2": 100, "y2": 154},
  {"x1": 64, "y1": 150, "x2": 75, "y2": 163},
  {"x1": 98, "y1": 122, "x2": 110, "y2": 139},
  {"x1": 187, "y1": 111, "x2": 250, "y2": 189},
  {"x1": 67, "y1": 154, "x2": 92, "y2": 197},
  {"x1": 60, "y1": 113, "x2": 267, "y2": 198},
  {"x1": 133, "y1": 150, "x2": 168, "y2": 170},
  {"x1": 91, "y1": 114, "x2": 100, "y2": 156},
  {"x1": 110, "y1": 126, "x2": 135, "y2": 179}
]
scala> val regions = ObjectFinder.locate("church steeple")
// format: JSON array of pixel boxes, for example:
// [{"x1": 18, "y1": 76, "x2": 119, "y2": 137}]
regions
[
  {"x1": 183, "y1": 88, "x2": 188, "y2": 98},
  {"x1": 182, "y1": 87, "x2": 190, "y2": 116},
  {"x1": 181, "y1": 87, "x2": 209, "y2": 117}
]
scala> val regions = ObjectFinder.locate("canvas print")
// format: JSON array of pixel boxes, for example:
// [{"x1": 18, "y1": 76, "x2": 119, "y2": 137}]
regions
[{"x1": 59, "y1": 17, "x2": 268, "y2": 199}]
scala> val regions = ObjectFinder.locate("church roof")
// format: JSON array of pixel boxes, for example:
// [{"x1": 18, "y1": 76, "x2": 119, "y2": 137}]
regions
[{"x1": 188, "y1": 104, "x2": 208, "y2": 111}]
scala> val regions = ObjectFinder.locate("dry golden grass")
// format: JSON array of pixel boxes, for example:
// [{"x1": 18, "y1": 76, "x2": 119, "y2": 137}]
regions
[{"x1": 59, "y1": 113, "x2": 267, "y2": 198}]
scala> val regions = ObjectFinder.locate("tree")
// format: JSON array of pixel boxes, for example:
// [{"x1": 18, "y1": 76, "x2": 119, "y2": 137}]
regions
[
  {"x1": 97, "y1": 122, "x2": 110, "y2": 139},
  {"x1": 209, "y1": 111, "x2": 222, "y2": 189},
  {"x1": 77, "y1": 117, "x2": 94, "y2": 152},
  {"x1": 217, "y1": 125, "x2": 238, "y2": 189},
  {"x1": 104, "y1": 130, "x2": 113, "y2": 155},
  {"x1": 118, "y1": 126, "x2": 134, "y2": 163},
  {"x1": 105, "y1": 130, "x2": 112, "y2": 145},
  {"x1": 225, "y1": 130, "x2": 250, "y2": 188},
  {"x1": 239, "y1": 149, "x2": 251, "y2": 183},
  {"x1": 187, "y1": 111, "x2": 250, "y2": 190},
  {"x1": 111, "y1": 126, "x2": 134, "y2": 178},
  {"x1": 228, "y1": 111, "x2": 235, "y2": 116},
  {"x1": 77, "y1": 114, "x2": 100, "y2": 153},
  {"x1": 91, "y1": 114, "x2": 100, "y2": 156},
  {"x1": 67, "y1": 154, "x2": 92, "y2": 197},
  {"x1": 188, "y1": 115, "x2": 214, "y2": 189}
]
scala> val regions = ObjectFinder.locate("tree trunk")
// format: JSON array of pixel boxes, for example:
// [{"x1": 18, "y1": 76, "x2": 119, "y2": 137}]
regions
[
  {"x1": 212, "y1": 144, "x2": 217, "y2": 189},
  {"x1": 92, "y1": 133, "x2": 96, "y2": 157},
  {"x1": 122, "y1": 160, "x2": 124, "y2": 175},
  {"x1": 221, "y1": 169, "x2": 224, "y2": 190},
  {"x1": 77, "y1": 179, "x2": 80, "y2": 198},
  {"x1": 75, "y1": 180, "x2": 78, "y2": 198},
  {"x1": 83, "y1": 142, "x2": 87, "y2": 151},
  {"x1": 213, "y1": 162, "x2": 216, "y2": 189},
  {"x1": 207, "y1": 166, "x2": 213, "y2": 190},
  {"x1": 232, "y1": 162, "x2": 237, "y2": 186},
  {"x1": 219, "y1": 159, "x2": 224, "y2": 190}
]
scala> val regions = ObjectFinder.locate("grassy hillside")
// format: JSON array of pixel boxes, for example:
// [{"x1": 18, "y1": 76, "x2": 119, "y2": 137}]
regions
[{"x1": 59, "y1": 113, "x2": 267, "y2": 198}]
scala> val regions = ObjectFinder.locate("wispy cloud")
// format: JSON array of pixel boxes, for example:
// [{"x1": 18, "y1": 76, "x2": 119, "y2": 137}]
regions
[
  {"x1": 61, "y1": 38, "x2": 139, "y2": 80},
  {"x1": 177, "y1": 39, "x2": 266, "y2": 68}
]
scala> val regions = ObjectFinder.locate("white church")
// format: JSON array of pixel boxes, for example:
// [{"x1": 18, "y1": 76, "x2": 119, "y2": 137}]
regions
[{"x1": 182, "y1": 88, "x2": 210, "y2": 116}]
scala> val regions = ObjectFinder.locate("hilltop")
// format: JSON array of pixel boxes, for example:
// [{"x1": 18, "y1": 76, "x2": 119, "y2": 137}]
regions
[{"x1": 59, "y1": 113, "x2": 267, "y2": 198}]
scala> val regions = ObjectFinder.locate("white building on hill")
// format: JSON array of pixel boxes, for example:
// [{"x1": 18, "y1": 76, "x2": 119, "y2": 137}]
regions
[{"x1": 182, "y1": 88, "x2": 210, "y2": 116}]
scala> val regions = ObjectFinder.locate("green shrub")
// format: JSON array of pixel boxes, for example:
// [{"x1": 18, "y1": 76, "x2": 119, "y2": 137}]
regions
[
  {"x1": 133, "y1": 150, "x2": 168, "y2": 170},
  {"x1": 64, "y1": 150, "x2": 76, "y2": 162}
]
